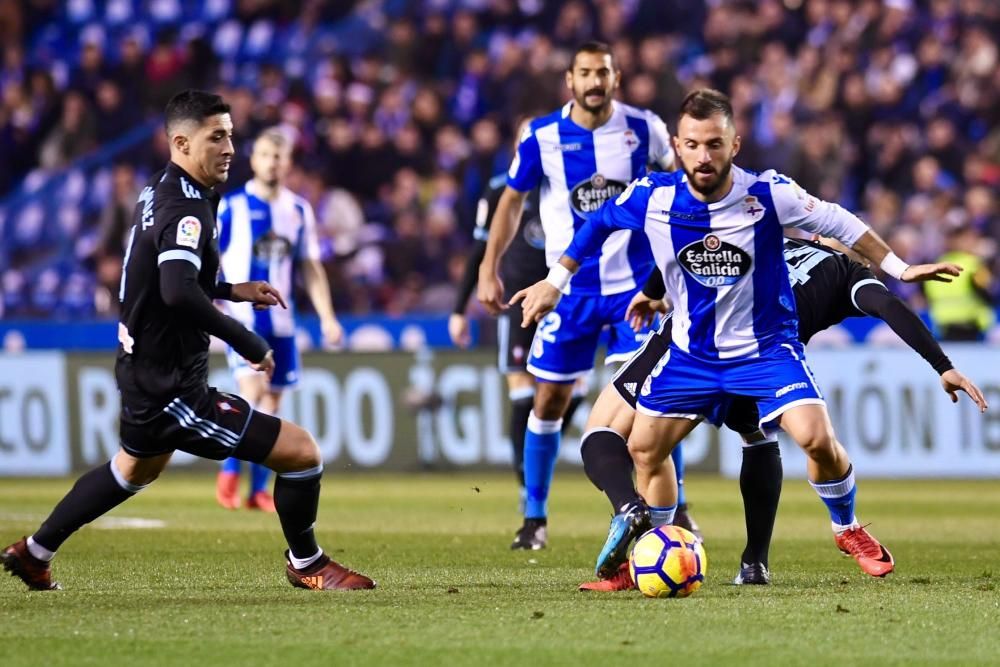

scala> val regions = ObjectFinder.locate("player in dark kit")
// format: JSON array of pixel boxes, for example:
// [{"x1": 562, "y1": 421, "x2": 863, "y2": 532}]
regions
[
  {"x1": 450, "y1": 163, "x2": 587, "y2": 548},
  {"x1": 578, "y1": 237, "x2": 988, "y2": 590},
  {"x1": 2, "y1": 90, "x2": 374, "y2": 592}
]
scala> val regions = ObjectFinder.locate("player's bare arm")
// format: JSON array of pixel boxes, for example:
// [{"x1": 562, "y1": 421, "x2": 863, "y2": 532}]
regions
[
  {"x1": 478, "y1": 186, "x2": 528, "y2": 314},
  {"x1": 303, "y1": 258, "x2": 343, "y2": 347},
  {"x1": 850, "y1": 230, "x2": 962, "y2": 283}
]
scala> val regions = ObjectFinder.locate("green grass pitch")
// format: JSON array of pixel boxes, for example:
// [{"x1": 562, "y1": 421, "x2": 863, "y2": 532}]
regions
[{"x1": 2, "y1": 473, "x2": 998, "y2": 666}]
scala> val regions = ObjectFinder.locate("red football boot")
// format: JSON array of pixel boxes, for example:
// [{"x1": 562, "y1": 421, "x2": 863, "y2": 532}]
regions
[
  {"x1": 835, "y1": 524, "x2": 895, "y2": 577},
  {"x1": 285, "y1": 552, "x2": 376, "y2": 591},
  {"x1": 578, "y1": 562, "x2": 636, "y2": 592},
  {"x1": 2, "y1": 538, "x2": 61, "y2": 591}
]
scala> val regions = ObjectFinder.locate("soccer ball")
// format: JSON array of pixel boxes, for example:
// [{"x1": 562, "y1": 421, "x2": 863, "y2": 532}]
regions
[{"x1": 629, "y1": 525, "x2": 707, "y2": 598}]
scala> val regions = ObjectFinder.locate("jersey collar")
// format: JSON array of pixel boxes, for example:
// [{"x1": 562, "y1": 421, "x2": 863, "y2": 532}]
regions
[{"x1": 166, "y1": 161, "x2": 215, "y2": 199}]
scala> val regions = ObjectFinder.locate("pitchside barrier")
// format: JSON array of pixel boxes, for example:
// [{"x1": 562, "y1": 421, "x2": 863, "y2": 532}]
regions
[{"x1": 0, "y1": 347, "x2": 997, "y2": 477}]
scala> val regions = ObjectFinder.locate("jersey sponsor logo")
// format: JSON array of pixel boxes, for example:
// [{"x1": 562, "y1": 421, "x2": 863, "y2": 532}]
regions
[
  {"x1": 522, "y1": 218, "x2": 545, "y2": 250},
  {"x1": 252, "y1": 231, "x2": 293, "y2": 263},
  {"x1": 176, "y1": 216, "x2": 202, "y2": 249},
  {"x1": 776, "y1": 381, "x2": 808, "y2": 398},
  {"x1": 554, "y1": 142, "x2": 583, "y2": 152},
  {"x1": 678, "y1": 234, "x2": 752, "y2": 287},
  {"x1": 743, "y1": 196, "x2": 766, "y2": 222},
  {"x1": 570, "y1": 173, "x2": 627, "y2": 216}
]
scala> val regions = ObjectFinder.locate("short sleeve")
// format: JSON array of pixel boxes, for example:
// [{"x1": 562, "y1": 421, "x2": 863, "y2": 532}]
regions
[
  {"x1": 506, "y1": 125, "x2": 543, "y2": 192},
  {"x1": 769, "y1": 172, "x2": 869, "y2": 247},
  {"x1": 157, "y1": 202, "x2": 211, "y2": 271}
]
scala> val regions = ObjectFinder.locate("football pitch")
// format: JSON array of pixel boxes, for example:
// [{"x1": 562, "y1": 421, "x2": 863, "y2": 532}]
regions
[{"x1": 2, "y1": 473, "x2": 998, "y2": 666}]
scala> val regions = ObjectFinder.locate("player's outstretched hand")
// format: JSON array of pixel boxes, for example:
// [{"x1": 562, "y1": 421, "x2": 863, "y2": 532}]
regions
[
  {"x1": 477, "y1": 270, "x2": 507, "y2": 316},
  {"x1": 251, "y1": 350, "x2": 275, "y2": 381},
  {"x1": 940, "y1": 369, "x2": 988, "y2": 413},
  {"x1": 232, "y1": 281, "x2": 288, "y2": 309},
  {"x1": 625, "y1": 291, "x2": 669, "y2": 332},
  {"x1": 448, "y1": 313, "x2": 472, "y2": 349},
  {"x1": 509, "y1": 281, "x2": 561, "y2": 328},
  {"x1": 321, "y1": 317, "x2": 344, "y2": 349},
  {"x1": 900, "y1": 262, "x2": 962, "y2": 283}
]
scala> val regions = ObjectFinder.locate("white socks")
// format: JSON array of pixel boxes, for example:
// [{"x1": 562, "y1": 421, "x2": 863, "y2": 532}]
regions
[
  {"x1": 27, "y1": 536, "x2": 55, "y2": 562},
  {"x1": 288, "y1": 548, "x2": 324, "y2": 570}
]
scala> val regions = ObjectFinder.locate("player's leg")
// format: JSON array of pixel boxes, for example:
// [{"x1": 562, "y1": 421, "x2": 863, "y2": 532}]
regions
[
  {"x1": 217, "y1": 357, "x2": 265, "y2": 509},
  {"x1": 259, "y1": 419, "x2": 373, "y2": 590},
  {"x1": 498, "y1": 307, "x2": 538, "y2": 511},
  {"x1": 517, "y1": 296, "x2": 603, "y2": 549},
  {"x1": 723, "y1": 398, "x2": 782, "y2": 585},
  {"x1": 247, "y1": 335, "x2": 299, "y2": 512},
  {"x1": 245, "y1": 388, "x2": 282, "y2": 512},
  {"x1": 3, "y1": 448, "x2": 171, "y2": 590},
  {"x1": 629, "y1": 412, "x2": 696, "y2": 527},
  {"x1": 513, "y1": 379, "x2": 574, "y2": 549},
  {"x1": 561, "y1": 375, "x2": 588, "y2": 432},
  {"x1": 746, "y1": 345, "x2": 893, "y2": 577},
  {"x1": 778, "y1": 403, "x2": 893, "y2": 577},
  {"x1": 505, "y1": 371, "x2": 535, "y2": 508}
]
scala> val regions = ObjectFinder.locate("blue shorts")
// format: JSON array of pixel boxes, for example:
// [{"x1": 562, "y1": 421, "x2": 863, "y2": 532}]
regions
[
  {"x1": 227, "y1": 334, "x2": 300, "y2": 389},
  {"x1": 526, "y1": 289, "x2": 653, "y2": 383},
  {"x1": 636, "y1": 341, "x2": 825, "y2": 430}
]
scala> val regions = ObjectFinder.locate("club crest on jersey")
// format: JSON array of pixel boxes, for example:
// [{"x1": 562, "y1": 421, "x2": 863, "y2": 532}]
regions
[
  {"x1": 570, "y1": 173, "x2": 627, "y2": 216},
  {"x1": 176, "y1": 216, "x2": 201, "y2": 248},
  {"x1": 253, "y1": 231, "x2": 293, "y2": 263},
  {"x1": 623, "y1": 128, "x2": 640, "y2": 152},
  {"x1": 678, "y1": 235, "x2": 752, "y2": 287},
  {"x1": 743, "y1": 196, "x2": 766, "y2": 222}
]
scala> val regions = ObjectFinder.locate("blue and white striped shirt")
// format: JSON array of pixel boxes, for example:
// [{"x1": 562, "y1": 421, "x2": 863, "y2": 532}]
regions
[
  {"x1": 217, "y1": 182, "x2": 321, "y2": 337},
  {"x1": 566, "y1": 167, "x2": 870, "y2": 360},
  {"x1": 507, "y1": 100, "x2": 673, "y2": 296}
]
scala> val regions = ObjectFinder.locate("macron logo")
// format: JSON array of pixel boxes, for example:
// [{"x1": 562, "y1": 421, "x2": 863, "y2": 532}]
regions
[{"x1": 776, "y1": 382, "x2": 808, "y2": 398}]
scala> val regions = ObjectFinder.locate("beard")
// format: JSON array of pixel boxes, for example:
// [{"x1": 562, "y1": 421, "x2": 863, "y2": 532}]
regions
[
  {"x1": 683, "y1": 159, "x2": 733, "y2": 197},
  {"x1": 574, "y1": 86, "x2": 612, "y2": 114}
]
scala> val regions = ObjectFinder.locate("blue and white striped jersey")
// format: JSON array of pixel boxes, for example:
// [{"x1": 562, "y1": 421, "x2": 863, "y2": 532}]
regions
[
  {"x1": 217, "y1": 182, "x2": 321, "y2": 337},
  {"x1": 566, "y1": 167, "x2": 870, "y2": 360},
  {"x1": 507, "y1": 100, "x2": 673, "y2": 296}
]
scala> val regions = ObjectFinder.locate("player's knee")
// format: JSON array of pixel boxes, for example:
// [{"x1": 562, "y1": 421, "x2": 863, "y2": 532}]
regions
[
  {"x1": 627, "y1": 440, "x2": 661, "y2": 471},
  {"x1": 796, "y1": 425, "x2": 837, "y2": 459},
  {"x1": 290, "y1": 427, "x2": 322, "y2": 471}
]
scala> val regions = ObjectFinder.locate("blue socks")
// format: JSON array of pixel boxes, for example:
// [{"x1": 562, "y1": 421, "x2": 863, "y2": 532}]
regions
[
  {"x1": 672, "y1": 444, "x2": 686, "y2": 507},
  {"x1": 650, "y1": 504, "x2": 678, "y2": 527},
  {"x1": 809, "y1": 465, "x2": 858, "y2": 530},
  {"x1": 522, "y1": 411, "x2": 562, "y2": 519},
  {"x1": 221, "y1": 457, "x2": 241, "y2": 475},
  {"x1": 250, "y1": 463, "x2": 271, "y2": 495}
]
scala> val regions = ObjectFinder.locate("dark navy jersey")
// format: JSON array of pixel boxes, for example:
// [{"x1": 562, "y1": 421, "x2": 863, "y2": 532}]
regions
[
  {"x1": 782, "y1": 237, "x2": 881, "y2": 343},
  {"x1": 116, "y1": 162, "x2": 238, "y2": 417},
  {"x1": 474, "y1": 174, "x2": 548, "y2": 294}
]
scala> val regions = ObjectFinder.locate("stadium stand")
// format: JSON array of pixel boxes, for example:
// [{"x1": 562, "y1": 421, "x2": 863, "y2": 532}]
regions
[{"x1": 0, "y1": 0, "x2": 996, "y2": 336}]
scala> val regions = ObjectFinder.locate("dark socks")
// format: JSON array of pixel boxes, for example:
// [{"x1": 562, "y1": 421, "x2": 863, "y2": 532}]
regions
[
  {"x1": 33, "y1": 461, "x2": 142, "y2": 552},
  {"x1": 509, "y1": 396, "x2": 533, "y2": 487},
  {"x1": 274, "y1": 466, "x2": 323, "y2": 559},
  {"x1": 581, "y1": 429, "x2": 641, "y2": 511},
  {"x1": 740, "y1": 442, "x2": 783, "y2": 567},
  {"x1": 561, "y1": 394, "x2": 585, "y2": 433}
]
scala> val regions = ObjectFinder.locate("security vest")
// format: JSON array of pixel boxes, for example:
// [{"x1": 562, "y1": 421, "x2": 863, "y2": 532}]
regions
[{"x1": 924, "y1": 251, "x2": 995, "y2": 332}]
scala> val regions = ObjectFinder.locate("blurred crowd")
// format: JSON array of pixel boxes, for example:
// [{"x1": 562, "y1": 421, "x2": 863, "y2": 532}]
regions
[{"x1": 0, "y1": 0, "x2": 997, "y2": 325}]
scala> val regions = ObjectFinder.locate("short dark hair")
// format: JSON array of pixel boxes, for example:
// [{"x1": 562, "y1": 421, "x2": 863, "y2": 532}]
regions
[
  {"x1": 569, "y1": 40, "x2": 614, "y2": 71},
  {"x1": 679, "y1": 88, "x2": 734, "y2": 124},
  {"x1": 164, "y1": 89, "x2": 230, "y2": 134}
]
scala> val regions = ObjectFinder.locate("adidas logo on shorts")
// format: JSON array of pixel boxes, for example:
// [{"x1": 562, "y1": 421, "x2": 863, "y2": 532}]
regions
[{"x1": 623, "y1": 382, "x2": 638, "y2": 397}]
